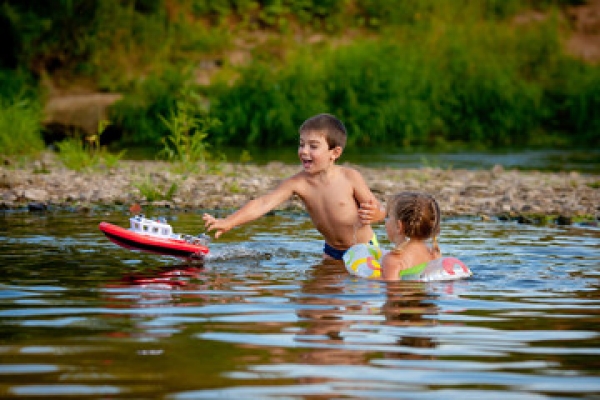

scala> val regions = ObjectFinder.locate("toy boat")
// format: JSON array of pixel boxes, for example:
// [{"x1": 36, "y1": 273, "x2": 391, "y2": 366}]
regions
[{"x1": 99, "y1": 215, "x2": 210, "y2": 259}]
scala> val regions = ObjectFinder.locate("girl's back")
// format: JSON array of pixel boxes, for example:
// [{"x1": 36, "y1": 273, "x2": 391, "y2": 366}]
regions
[{"x1": 381, "y1": 240, "x2": 438, "y2": 280}]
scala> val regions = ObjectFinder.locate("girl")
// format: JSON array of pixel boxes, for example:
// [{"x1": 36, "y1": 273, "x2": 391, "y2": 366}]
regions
[{"x1": 381, "y1": 192, "x2": 442, "y2": 281}]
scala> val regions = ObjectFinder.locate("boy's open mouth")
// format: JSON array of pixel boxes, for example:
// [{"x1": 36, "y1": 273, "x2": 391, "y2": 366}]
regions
[{"x1": 302, "y1": 159, "x2": 313, "y2": 168}]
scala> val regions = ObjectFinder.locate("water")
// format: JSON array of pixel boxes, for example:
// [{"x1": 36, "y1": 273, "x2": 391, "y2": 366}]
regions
[
  {"x1": 0, "y1": 210, "x2": 599, "y2": 399},
  {"x1": 127, "y1": 147, "x2": 600, "y2": 173}
]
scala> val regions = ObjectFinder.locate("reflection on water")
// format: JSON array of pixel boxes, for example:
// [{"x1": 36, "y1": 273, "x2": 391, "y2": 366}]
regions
[{"x1": 0, "y1": 211, "x2": 599, "y2": 399}]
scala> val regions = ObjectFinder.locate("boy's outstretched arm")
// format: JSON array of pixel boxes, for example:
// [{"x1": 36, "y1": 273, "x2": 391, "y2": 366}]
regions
[{"x1": 203, "y1": 178, "x2": 296, "y2": 239}]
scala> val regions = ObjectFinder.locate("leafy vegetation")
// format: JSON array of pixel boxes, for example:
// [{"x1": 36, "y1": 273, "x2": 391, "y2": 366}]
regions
[
  {"x1": 0, "y1": 0, "x2": 598, "y2": 157},
  {"x1": 158, "y1": 88, "x2": 221, "y2": 172},
  {"x1": 134, "y1": 176, "x2": 179, "y2": 202},
  {"x1": 0, "y1": 95, "x2": 44, "y2": 157},
  {"x1": 56, "y1": 120, "x2": 126, "y2": 171},
  {"x1": 0, "y1": 69, "x2": 44, "y2": 157}
]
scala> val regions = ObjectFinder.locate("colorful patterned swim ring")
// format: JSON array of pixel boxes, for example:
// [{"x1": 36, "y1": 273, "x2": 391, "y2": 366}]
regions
[{"x1": 342, "y1": 243, "x2": 473, "y2": 281}]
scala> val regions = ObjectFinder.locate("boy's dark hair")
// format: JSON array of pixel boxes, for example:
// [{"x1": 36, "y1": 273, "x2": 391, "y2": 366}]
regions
[{"x1": 299, "y1": 113, "x2": 347, "y2": 149}]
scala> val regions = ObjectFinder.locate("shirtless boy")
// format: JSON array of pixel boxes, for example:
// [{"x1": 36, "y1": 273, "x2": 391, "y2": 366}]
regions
[{"x1": 203, "y1": 113, "x2": 385, "y2": 260}]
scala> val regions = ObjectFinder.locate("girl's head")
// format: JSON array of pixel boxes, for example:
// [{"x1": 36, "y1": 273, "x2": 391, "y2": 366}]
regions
[{"x1": 386, "y1": 192, "x2": 441, "y2": 249}]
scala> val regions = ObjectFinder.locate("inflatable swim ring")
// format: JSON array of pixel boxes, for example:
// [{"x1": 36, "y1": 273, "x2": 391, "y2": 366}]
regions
[{"x1": 343, "y1": 243, "x2": 472, "y2": 281}]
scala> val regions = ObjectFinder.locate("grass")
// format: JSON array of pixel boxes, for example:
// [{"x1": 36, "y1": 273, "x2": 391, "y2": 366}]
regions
[
  {"x1": 134, "y1": 176, "x2": 179, "y2": 202},
  {"x1": 56, "y1": 120, "x2": 126, "y2": 171},
  {"x1": 157, "y1": 88, "x2": 221, "y2": 173},
  {"x1": 0, "y1": 96, "x2": 44, "y2": 157}
]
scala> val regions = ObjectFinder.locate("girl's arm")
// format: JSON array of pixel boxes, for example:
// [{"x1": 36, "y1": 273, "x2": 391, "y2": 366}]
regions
[{"x1": 381, "y1": 253, "x2": 407, "y2": 281}]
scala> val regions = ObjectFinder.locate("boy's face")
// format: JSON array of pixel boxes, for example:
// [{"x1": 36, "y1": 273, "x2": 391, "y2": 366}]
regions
[{"x1": 298, "y1": 130, "x2": 341, "y2": 173}]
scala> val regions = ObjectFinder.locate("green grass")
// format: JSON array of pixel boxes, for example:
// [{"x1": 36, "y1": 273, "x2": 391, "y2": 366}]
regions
[
  {"x1": 158, "y1": 88, "x2": 221, "y2": 172},
  {"x1": 0, "y1": 96, "x2": 44, "y2": 157},
  {"x1": 134, "y1": 176, "x2": 179, "y2": 202},
  {"x1": 56, "y1": 120, "x2": 126, "y2": 171}
]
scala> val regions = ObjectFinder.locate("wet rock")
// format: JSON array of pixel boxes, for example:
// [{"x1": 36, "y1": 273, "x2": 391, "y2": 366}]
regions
[
  {"x1": 517, "y1": 215, "x2": 534, "y2": 224},
  {"x1": 28, "y1": 202, "x2": 47, "y2": 212},
  {"x1": 556, "y1": 215, "x2": 572, "y2": 225}
]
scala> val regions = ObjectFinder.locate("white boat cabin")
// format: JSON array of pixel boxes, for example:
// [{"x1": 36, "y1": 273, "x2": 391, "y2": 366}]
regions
[{"x1": 129, "y1": 215, "x2": 174, "y2": 238}]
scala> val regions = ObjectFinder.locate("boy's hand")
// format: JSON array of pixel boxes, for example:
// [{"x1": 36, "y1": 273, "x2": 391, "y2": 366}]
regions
[
  {"x1": 203, "y1": 213, "x2": 231, "y2": 239},
  {"x1": 359, "y1": 199, "x2": 386, "y2": 225},
  {"x1": 358, "y1": 199, "x2": 379, "y2": 225}
]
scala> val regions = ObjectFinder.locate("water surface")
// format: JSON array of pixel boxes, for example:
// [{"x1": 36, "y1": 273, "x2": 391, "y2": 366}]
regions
[
  {"x1": 126, "y1": 146, "x2": 600, "y2": 173},
  {"x1": 223, "y1": 147, "x2": 600, "y2": 173},
  {"x1": 0, "y1": 211, "x2": 599, "y2": 399}
]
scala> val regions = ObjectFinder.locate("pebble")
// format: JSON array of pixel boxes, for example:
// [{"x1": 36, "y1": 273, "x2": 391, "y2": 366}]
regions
[{"x1": 1, "y1": 155, "x2": 599, "y2": 224}]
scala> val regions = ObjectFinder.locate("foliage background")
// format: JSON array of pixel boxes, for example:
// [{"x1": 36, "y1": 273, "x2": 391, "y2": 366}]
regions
[{"x1": 0, "y1": 0, "x2": 598, "y2": 156}]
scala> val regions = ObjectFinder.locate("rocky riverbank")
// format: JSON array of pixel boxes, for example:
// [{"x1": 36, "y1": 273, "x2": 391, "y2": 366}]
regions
[{"x1": 2, "y1": 153, "x2": 599, "y2": 224}]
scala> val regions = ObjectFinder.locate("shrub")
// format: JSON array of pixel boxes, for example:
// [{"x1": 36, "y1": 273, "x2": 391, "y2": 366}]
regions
[
  {"x1": 109, "y1": 68, "x2": 191, "y2": 146},
  {"x1": 0, "y1": 95, "x2": 44, "y2": 157}
]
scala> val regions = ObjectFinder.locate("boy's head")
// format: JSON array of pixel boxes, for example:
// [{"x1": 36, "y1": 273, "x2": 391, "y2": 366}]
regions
[{"x1": 299, "y1": 114, "x2": 347, "y2": 150}]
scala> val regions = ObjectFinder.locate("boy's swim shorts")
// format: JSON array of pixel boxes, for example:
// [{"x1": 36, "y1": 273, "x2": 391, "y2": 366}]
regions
[{"x1": 323, "y1": 234, "x2": 379, "y2": 260}]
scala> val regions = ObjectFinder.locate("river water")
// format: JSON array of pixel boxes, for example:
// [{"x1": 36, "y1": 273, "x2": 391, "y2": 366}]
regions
[
  {"x1": 219, "y1": 147, "x2": 600, "y2": 173},
  {"x1": 129, "y1": 147, "x2": 600, "y2": 173},
  {"x1": 0, "y1": 210, "x2": 599, "y2": 399}
]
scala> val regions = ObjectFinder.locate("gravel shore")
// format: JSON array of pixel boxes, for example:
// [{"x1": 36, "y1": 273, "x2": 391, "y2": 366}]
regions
[{"x1": 2, "y1": 153, "x2": 599, "y2": 224}]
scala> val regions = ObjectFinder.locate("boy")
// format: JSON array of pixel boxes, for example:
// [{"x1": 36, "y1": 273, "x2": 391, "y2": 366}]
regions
[{"x1": 203, "y1": 113, "x2": 385, "y2": 260}]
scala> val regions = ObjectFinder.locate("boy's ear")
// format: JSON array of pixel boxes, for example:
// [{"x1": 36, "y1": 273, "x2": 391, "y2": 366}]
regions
[{"x1": 331, "y1": 146, "x2": 343, "y2": 161}]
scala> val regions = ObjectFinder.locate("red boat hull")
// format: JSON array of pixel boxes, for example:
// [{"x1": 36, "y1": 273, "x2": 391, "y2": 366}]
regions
[{"x1": 99, "y1": 222, "x2": 209, "y2": 259}]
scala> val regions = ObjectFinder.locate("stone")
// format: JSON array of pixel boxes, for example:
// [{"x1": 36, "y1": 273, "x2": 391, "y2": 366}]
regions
[{"x1": 23, "y1": 188, "x2": 49, "y2": 202}]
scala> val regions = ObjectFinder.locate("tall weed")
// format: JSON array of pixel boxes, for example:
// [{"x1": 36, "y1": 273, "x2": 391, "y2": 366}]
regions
[
  {"x1": 0, "y1": 96, "x2": 44, "y2": 156},
  {"x1": 56, "y1": 120, "x2": 126, "y2": 171},
  {"x1": 134, "y1": 176, "x2": 179, "y2": 202},
  {"x1": 158, "y1": 89, "x2": 221, "y2": 171}
]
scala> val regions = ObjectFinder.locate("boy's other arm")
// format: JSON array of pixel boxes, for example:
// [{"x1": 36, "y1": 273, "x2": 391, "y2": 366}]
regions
[
  {"x1": 346, "y1": 168, "x2": 385, "y2": 224},
  {"x1": 203, "y1": 176, "x2": 298, "y2": 239},
  {"x1": 358, "y1": 198, "x2": 386, "y2": 225}
]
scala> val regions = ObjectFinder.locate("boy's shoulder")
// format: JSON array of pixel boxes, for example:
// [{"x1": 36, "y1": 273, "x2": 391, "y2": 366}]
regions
[
  {"x1": 338, "y1": 165, "x2": 366, "y2": 180},
  {"x1": 282, "y1": 165, "x2": 365, "y2": 187}
]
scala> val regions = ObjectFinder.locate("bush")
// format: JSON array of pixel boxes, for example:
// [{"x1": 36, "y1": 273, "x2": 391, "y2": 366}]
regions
[
  {"x1": 206, "y1": 7, "x2": 600, "y2": 149},
  {"x1": 2, "y1": 0, "x2": 599, "y2": 151},
  {"x1": 0, "y1": 97, "x2": 44, "y2": 156},
  {"x1": 0, "y1": 69, "x2": 44, "y2": 157},
  {"x1": 541, "y1": 59, "x2": 600, "y2": 146},
  {"x1": 109, "y1": 68, "x2": 192, "y2": 146}
]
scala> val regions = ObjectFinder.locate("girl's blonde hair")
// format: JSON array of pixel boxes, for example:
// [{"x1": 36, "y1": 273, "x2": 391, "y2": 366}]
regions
[{"x1": 387, "y1": 192, "x2": 441, "y2": 255}]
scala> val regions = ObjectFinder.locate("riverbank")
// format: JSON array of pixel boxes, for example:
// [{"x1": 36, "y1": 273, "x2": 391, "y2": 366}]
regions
[{"x1": 1, "y1": 153, "x2": 599, "y2": 224}]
